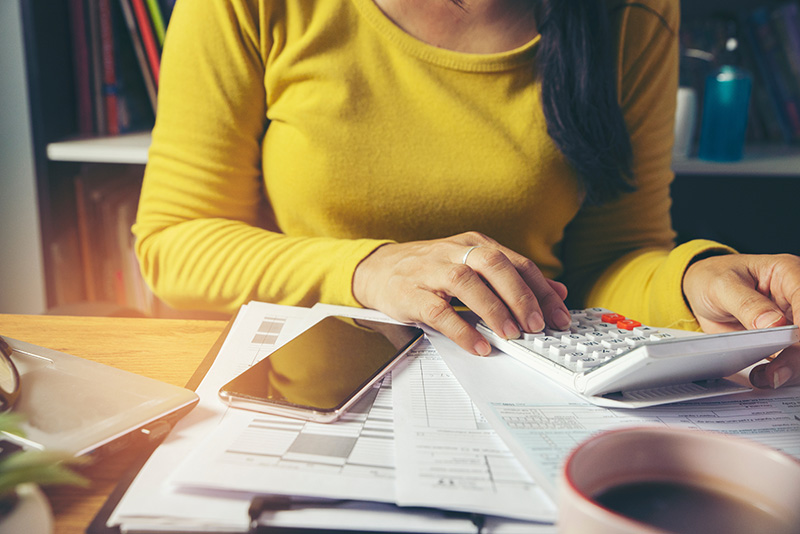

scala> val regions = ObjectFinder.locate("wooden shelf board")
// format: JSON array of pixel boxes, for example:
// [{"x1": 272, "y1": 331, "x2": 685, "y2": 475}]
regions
[
  {"x1": 46, "y1": 132, "x2": 151, "y2": 165},
  {"x1": 673, "y1": 145, "x2": 800, "y2": 177}
]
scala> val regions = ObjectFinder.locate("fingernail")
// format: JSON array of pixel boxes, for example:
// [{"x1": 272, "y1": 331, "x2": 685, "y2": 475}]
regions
[
  {"x1": 554, "y1": 309, "x2": 572, "y2": 330},
  {"x1": 773, "y1": 367, "x2": 792, "y2": 389},
  {"x1": 502, "y1": 320, "x2": 520, "y2": 340},
  {"x1": 754, "y1": 311, "x2": 785, "y2": 330},
  {"x1": 474, "y1": 339, "x2": 492, "y2": 357},
  {"x1": 527, "y1": 312, "x2": 544, "y2": 333}
]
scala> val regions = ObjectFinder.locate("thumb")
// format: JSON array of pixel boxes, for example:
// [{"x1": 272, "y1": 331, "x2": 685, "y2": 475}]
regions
[{"x1": 717, "y1": 284, "x2": 788, "y2": 330}]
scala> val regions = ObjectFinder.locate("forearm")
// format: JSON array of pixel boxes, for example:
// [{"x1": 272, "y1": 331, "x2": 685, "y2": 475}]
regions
[
  {"x1": 135, "y1": 217, "x2": 390, "y2": 313},
  {"x1": 584, "y1": 239, "x2": 735, "y2": 329}
]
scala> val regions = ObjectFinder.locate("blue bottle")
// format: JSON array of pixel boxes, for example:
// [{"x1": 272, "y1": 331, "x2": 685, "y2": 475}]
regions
[{"x1": 697, "y1": 65, "x2": 752, "y2": 162}]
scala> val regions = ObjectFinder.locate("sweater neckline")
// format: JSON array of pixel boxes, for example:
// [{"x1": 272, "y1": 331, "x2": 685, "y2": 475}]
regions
[{"x1": 350, "y1": 0, "x2": 540, "y2": 72}]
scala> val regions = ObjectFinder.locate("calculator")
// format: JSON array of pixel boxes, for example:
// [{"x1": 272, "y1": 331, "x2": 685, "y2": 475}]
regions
[{"x1": 476, "y1": 308, "x2": 799, "y2": 408}]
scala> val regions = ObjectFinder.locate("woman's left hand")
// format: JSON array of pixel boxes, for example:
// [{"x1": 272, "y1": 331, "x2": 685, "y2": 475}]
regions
[{"x1": 683, "y1": 253, "x2": 800, "y2": 389}]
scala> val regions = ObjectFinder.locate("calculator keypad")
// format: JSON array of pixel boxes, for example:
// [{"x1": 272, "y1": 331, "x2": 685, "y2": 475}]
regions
[{"x1": 500, "y1": 308, "x2": 674, "y2": 373}]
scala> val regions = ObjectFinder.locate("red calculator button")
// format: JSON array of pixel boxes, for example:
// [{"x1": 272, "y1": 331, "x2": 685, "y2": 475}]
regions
[
  {"x1": 617, "y1": 319, "x2": 642, "y2": 330},
  {"x1": 601, "y1": 313, "x2": 626, "y2": 324}
]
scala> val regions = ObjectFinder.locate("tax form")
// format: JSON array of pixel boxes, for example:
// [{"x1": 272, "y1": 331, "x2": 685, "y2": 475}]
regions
[
  {"x1": 109, "y1": 301, "x2": 559, "y2": 533},
  {"x1": 392, "y1": 342, "x2": 557, "y2": 521},
  {"x1": 425, "y1": 328, "x2": 800, "y2": 499},
  {"x1": 169, "y1": 303, "x2": 557, "y2": 521}
]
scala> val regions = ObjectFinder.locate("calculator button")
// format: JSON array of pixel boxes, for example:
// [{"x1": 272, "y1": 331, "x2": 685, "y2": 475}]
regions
[
  {"x1": 617, "y1": 319, "x2": 642, "y2": 330},
  {"x1": 549, "y1": 344, "x2": 572, "y2": 358},
  {"x1": 571, "y1": 324, "x2": 595, "y2": 335},
  {"x1": 649, "y1": 332, "x2": 675, "y2": 341},
  {"x1": 633, "y1": 326, "x2": 659, "y2": 336},
  {"x1": 564, "y1": 351, "x2": 589, "y2": 363},
  {"x1": 577, "y1": 340, "x2": 603, "y2": 353},
  {"x1": 610, "y1": 328, "x2": 634, "y2": 339},
  {"x1": 521, "y1": 331, "x2": 545, "y2": 341},
  {"x1": 579, "y1": 316, "x2": 603, "y2": 327},
  {"x1": 625, "y1": 336, "x2": 649, "y2": 347},
  {"x1": 533, "y1": 336, "x2": 560, "y2": 351},
  {"x1": 545, "y1": 328, "x2": 572, "y2": 337},
  {"x1": 594, "y1": 322, "x2": 617, "y2": 332},
  {"x1": 601, "y1": 313, "x2": 626, "y2": 324},
  {"x1": 585, "y1": 331, "x2": 611, "y2": 342},
  {"x1": 601, "y1": 339, "x2": 628, "y2": 350},
  {"x1": 561, "y1": 333, "x2": 585, "y2": 344}
]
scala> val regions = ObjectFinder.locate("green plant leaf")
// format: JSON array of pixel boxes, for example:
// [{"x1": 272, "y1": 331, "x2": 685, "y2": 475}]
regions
[{"x1": 0, "y1": 450, "x2": 89, "y2": 497}]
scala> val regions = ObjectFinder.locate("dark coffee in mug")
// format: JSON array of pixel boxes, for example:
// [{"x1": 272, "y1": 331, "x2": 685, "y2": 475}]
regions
[{"x1": 593, "y1": 479, "x2": 794, "y2": 534}]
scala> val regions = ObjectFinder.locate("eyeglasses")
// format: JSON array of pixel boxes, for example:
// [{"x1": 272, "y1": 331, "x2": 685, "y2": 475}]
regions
[{"x1": 0, "y1": 338, "x2": 21, "y2": 412}]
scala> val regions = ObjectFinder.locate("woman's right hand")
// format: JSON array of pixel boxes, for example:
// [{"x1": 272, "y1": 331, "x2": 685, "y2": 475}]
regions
[{"x1": 352, "y1": 231, "x2": 570, "y2": 356}]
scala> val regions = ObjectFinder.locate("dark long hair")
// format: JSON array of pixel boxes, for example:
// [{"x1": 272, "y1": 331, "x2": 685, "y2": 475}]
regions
[{"x1": 536, "y1": 1, "x2": 634, "y2": 205}]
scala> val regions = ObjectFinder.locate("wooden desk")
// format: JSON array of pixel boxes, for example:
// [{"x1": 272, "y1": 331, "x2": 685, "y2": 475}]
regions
[{"x1": 0, "y1": 314, "x2": 228, "y2": 534}]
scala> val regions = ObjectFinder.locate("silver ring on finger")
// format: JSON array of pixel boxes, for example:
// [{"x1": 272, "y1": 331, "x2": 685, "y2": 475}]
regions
[{"x1": 461, "y1": 245, "x2": 481, "y2": 266}]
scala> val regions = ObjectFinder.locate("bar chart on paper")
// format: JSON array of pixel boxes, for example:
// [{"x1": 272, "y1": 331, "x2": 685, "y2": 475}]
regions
[
  {"x1": 216, "y1": 382, "x2": 395, "y2": 477},
  {"x1": 170, "y1": 377, "x2": 397, "y2": 503}
]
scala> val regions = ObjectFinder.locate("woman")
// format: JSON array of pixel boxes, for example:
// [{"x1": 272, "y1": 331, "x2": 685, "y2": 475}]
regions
[{"x1": 134, "y1": 0, "x2": 800, "y2": 389}]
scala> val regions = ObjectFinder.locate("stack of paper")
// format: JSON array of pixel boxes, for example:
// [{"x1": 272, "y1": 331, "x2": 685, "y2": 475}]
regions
[{"x1": 105, "y1": 302, "x2": 800, "y2": 533}]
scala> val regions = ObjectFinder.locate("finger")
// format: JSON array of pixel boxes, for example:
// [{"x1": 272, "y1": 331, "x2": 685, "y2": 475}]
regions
[
  {"x1": 749, "y1": 344, "x2": 800, "y2": 389},
  {"x1": 514, "y1": 257, "x2": 570, "y2": 331},
  {"x1": 453, "y1": 232, "x2": 569, "y2": 331},
  {"x1": 442, "y1": 258, "x2": 523, "y2": 340},
  {"x1": 548, "y1": 279, "x2": 569, "y2": 301},
  {"x1": 466, "y1": 238, "x2": 570, "y2": 331},
  {"x1": 460, "y1": 247, "x2": 544, "y2": 335},
  {"x1": 705, "y1": 280, "x2": 789, "y2": 331},
  {"x1": 415, "y1": 291, "x2": 492, "y2": 356}
]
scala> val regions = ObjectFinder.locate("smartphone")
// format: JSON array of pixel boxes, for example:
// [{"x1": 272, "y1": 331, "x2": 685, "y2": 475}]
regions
[{"x1": 218, "y1": 315, "x2": 424, "y2": 422}]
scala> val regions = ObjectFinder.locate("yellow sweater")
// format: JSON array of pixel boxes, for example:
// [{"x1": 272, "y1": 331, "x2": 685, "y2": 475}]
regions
[{"x1": 134, "y1": 0, "x2": 731, "y2": 329}]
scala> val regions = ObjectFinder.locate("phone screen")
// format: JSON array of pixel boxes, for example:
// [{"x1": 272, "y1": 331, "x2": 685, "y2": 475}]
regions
[{"x1": 219, "y1": 316, "x2": 423, "y2": 421}]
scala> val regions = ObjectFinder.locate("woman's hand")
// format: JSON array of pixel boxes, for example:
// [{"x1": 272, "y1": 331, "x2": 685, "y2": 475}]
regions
[
  {"x1": 352, "y1": 232, "x2": 570, "y2": 356},
  {"x1": 683, "y1": 253, "x2": 800, "y2": 389}
]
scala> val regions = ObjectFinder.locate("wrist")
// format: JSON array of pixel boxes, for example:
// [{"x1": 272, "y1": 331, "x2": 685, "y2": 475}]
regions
[
  {"x1": 352, "y1": 243, "x2": 392, "y2": 308},
  {"x1": 682, "y1": 250, "x2": 734, "y2": 314}
]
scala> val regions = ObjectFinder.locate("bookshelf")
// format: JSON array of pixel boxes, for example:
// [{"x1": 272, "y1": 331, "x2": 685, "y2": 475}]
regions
[{"x1": 7, "y1": 0, "x2": 800, "y2": 316}]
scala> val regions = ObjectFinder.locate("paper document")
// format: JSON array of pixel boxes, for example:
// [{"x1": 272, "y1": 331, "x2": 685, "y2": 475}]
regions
[
  {"x1": 108, "y1": 302, "x2": 312, "y2": 532},
  {"x1": 425, "y1": 328, "x2": 800, "y2": 499},
  {"x1": 392, "y1": 343, "x2": 556, "y2": 521},
  {"x1": 171, "y1": 303, "x2": 557, "y2": 523},
  {"x1": 487, "y1": 395, "x2": 800, "y2": 487},
  {"x1": 109, "y1": 302, "x2": 557, "y2": 533},
  {"x1": 170, "y1": 375, "x2": 397, "y2": 502}
]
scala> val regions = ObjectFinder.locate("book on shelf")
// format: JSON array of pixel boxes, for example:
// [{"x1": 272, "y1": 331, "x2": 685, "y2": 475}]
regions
[
  {"x1": 112, "y1": 0, "x2": 157, "y2": 133},
  {"x1": 67, "y1": 0, "x2": 171, "y2": 136},
  {"x1": 68, "y1": 0, "x2": 94, "y2": 136},
  {"x1": 144, "y1": 0, "x2": 166, "y2": 47},
  {"x1": 117, "y1": 0, "x2": 158, "y2": 112},
  {"x1": 98, "y1": 0, "x2": 120, "y2": 135},
  {"x1": 128, "y1": 0, "x2": 161, "y2": 85}
]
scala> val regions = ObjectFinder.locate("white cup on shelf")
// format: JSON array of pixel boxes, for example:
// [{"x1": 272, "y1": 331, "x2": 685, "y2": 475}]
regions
[{"x1": 673, "y1": 86, "x2": 698, "y2": 160}]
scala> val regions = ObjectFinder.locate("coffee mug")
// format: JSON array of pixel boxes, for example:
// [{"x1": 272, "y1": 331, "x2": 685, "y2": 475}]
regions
[{"x1": 558, "y1": 427, "x2": 800, "y2": 534}]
